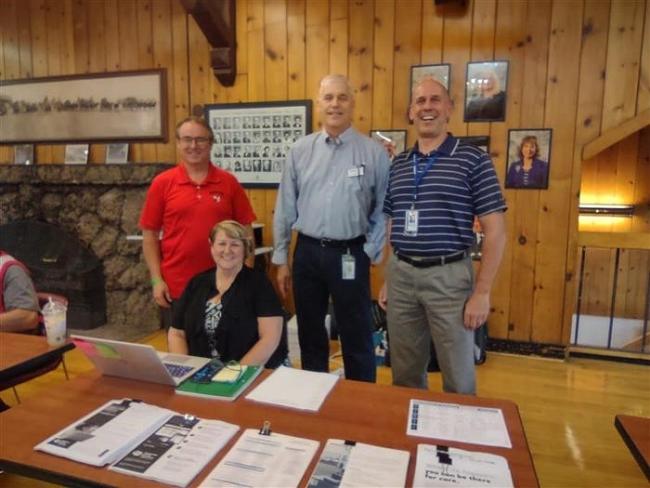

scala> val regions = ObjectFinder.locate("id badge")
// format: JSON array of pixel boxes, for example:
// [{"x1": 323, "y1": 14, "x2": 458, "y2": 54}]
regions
[
  {"x1": 342, "y1": 253, "x2": 356, "y2": 280},
  {"x1": 404, "y1": 209, "x2": 419, "y2": 236}
]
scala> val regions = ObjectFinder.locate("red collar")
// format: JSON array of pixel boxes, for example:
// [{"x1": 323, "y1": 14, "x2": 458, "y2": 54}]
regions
[{"x1": 176, "y1": 162, "x2": 222, "y2": 185}]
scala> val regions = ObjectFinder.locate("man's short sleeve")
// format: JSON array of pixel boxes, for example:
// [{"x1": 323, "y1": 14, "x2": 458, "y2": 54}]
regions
[
  {"x1": 139, "y1": 176, "x2": 166, "y2": 230},
  {"x1": 470, "y1": 153, "x2": 507, "y2": 216},
  {"x1": 229, "y1": 177, "x2": 257, "y2": 225},
  {"x1": 3, "y1": 266, "x2": 39, "y2": 312}
]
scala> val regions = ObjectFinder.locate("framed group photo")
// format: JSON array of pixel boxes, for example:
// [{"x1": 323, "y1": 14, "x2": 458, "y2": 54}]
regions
[
  {"x1": 505, "y1": 129, "x2": 552, "y2": 190},
  {"x1": 464, "y1": 61, "x2": 509, "y2": 122},
  {"x1": 370, "y1": 130, "x2": 407, "y2": 158},
  {"x1": 0, "y1": 69, "x2": 167, "y2": 144},
  {"x1": 204, "y1": 100, "x2": 312, "y2": 188},
  {"x1": 410, "y1": 64, "x2": 451, "y2": 95}
]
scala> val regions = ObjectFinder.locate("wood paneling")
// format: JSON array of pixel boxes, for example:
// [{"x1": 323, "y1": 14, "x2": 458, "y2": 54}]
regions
[{"x1": 1, "y1": 0, "x2": 649, "y2": 344}]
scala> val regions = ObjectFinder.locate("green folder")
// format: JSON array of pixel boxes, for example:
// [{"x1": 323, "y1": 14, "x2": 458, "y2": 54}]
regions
[{"x1": 175, "y1": 365, "x2": 262, "y2": 401}]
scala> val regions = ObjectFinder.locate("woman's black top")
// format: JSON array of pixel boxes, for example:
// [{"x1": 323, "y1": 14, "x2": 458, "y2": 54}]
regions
[{"x1": 172, "y1": 266, "x2": 287, "y2": 368}]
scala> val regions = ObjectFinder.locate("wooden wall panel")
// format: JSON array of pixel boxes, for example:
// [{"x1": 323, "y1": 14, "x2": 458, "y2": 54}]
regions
[{"x1": 1, "y1": 0, "x2": 649, "y2": 344}]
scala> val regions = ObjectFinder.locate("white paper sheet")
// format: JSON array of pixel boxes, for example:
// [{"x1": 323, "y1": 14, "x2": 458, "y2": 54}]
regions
[
  {"x1": 111, "y1": 417, "x2": 239, "y2": 487},
  {"x1": 245, "y1": 366, "x2": 339, "y2": 411},
  {"x1": 407, "y1": 399, "x2": 512, "y2": 448},
  {"x1": 199, "y1": 428, "x2": 319, "y2": 488},
  {"x1": 308, "y1": 439, "x2": 410, "y2": 488},
  {"x1": 413, "y1": 444, "x2": 513, "y2": 487}
]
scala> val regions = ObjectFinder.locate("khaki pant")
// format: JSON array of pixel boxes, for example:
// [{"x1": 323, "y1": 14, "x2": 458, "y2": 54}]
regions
[{"x1": 386, "y1": 254, "x2": 476, "y2": 394}]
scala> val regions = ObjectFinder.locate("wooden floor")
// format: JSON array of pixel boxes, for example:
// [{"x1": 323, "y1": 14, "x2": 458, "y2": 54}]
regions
[{"x1": 1, "y1": 331, "x2": 648, "y2": 487}]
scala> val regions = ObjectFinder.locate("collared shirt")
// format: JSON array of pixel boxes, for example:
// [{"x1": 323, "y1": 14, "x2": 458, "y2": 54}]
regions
[
  {"x1": 139, "y1": 162, "x2": 256, "y2": 298},
  {"x1": 384, "y1": 134, "x2": 506, "y2": 257},
  {"x1": 272, "y1": 126, "x2": 391, "y2": 264}
]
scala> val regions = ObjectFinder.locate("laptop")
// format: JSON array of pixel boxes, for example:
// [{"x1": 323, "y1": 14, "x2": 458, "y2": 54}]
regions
[{"x1": 71, "y1": 335, "x2": 211, "y2": 386}]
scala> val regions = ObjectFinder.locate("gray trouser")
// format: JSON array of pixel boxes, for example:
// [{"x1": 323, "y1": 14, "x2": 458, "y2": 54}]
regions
[{"x1": 386, "y1": 254, "x2": 476, "y2": 394}]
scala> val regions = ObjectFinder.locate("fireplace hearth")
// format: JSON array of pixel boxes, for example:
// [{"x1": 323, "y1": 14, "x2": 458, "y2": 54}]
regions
[{"x1": 0, "y1": 164, "x2": 174, "y2": 336}]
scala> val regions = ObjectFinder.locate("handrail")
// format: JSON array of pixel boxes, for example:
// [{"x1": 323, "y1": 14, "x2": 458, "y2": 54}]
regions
[{"x1": 577, "y1": 231, "x2": 650, "y2": 251}]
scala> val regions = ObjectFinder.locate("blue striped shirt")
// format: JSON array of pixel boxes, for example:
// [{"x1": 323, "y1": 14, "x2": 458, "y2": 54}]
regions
[{"x1": 383, "y1": 134, "x2": 506, "y2": 257}]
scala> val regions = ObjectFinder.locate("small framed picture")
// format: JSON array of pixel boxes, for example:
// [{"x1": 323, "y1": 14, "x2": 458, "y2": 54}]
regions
[
  {"x1": 370, "y1": 130, "x2": 407, "y2": 158},
  {"x1": 464, "y1": 61, "x2": 509, "y2": 122},
  {"x1": 14, "y1": 144, "x2": 34, "y2": 165},
  {"x1": 505, "y1": 129, "x2": 552, "y2": 189},
  {"x1": 64, "y1": 144, "x2": 89, "y2": 165},
  {"x1": 106, "y1": 143, "x2": 129, "y2": 164},
  {"x1": 457, "y1": 135, "x2": 490, "y2": 154},
  {"x1": 410, "y1": 64, "x2": 451, "y2": 95}
]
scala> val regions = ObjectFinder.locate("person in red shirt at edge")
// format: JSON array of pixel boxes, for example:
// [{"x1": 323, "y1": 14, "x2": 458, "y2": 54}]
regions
[{"x1": 139, "y1": 116, "x2": 256, "y2": 327}]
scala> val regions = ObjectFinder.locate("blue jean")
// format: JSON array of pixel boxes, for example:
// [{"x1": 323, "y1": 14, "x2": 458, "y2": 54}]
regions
[{"x1": 292, "y1": 238, "x2": 376, "y2": 382}]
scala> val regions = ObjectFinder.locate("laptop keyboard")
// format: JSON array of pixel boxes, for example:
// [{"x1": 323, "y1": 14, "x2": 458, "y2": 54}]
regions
[{"x1": 164, "y1": 363, "x2": 195, "y2": 378}]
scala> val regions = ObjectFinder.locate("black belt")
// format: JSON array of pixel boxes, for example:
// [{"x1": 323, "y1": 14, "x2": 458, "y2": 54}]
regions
[
  {"x1": 394, "y1": 249, "x2": 469, "y2": 268},
  {"x1": 298, "y1": 233, "x2": 366, "y2": 248}
]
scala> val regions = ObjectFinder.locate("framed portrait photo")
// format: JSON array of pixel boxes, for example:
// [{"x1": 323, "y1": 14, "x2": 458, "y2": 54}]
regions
[
  {"x1": 0, "y1": 69, "x2": 167, "y2": 144},
  {"x1": 457, "y1": 135, "x2": 490, "y2": 154},
  {"x1": 464, "y1": 61, "x2": 509, "y2": 122},
  {"x1": 410, "y1": 64, "x2": 451, "y2": 96},
  {"x1": 64, "y1": 144, "x2": 89, "y2": 165},
  {"x1": 370, "y1": 130, "x2": 407, "y2": 157},
  {"x1": 505, "y1": 129, "x2": 552, "y2": 190},
  {"x1": 106, "y1": 143, "x2": 129, "y2": 164},
  {"x1": 204, "y1": 100, "x2": 312, "y2": 188},
  {"x1": 14, "y1": 144, "x2": 34, "y2": 165}
]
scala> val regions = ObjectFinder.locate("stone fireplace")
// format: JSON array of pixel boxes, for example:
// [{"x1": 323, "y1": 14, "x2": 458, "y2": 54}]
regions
[{"x1": 0, "y1": 164, "x2": 174, "y2": 340}]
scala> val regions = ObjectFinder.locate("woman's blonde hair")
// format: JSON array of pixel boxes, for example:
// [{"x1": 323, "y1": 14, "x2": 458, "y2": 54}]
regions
[{"x1": 209, "y1": 220, "x2": 253, "y2": 258}]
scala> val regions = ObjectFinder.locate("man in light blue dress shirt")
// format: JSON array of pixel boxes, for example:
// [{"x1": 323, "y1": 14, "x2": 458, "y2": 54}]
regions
[{"x1": 272, "y1": 74, "x2": 390, "y2": 382}]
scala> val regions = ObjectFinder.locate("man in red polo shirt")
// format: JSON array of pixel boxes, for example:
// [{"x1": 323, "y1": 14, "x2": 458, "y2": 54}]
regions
[{"x1": 140, "y1": 116, "x2": 256, "y2": 322}]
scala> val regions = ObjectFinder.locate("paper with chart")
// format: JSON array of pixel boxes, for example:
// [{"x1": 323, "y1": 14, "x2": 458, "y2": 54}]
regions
[
  {"x1": 245, "y1": 366, "x2": 339, "y2": 411},
  {"x1": 413, "y1": 444, "x2": 513, "y2": 487},
  {"x1": 199, "y1": 428, "x2": 319, "y2": 488},
  {"x1": 407, "y1": 399, "x2": 512, "y2": 448},
  {"x1": 308, "y1": 439, "x2": 409, "y2": 488}
]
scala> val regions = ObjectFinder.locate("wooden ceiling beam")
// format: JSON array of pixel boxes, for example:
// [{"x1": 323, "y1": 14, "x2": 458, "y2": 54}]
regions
[{"x1": 582, "y1": 109, "x2": 650, "y2": 160}]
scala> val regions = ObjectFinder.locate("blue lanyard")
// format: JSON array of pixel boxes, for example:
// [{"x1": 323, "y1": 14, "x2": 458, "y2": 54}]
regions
[{"x1": 412, "y1": 153, "x2": 437, "y2": 203}]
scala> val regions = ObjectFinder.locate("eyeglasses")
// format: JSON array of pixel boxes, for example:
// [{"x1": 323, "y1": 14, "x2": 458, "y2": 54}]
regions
[{"x1": 178, "y1": 136, "x2": 212, "y2": 146}]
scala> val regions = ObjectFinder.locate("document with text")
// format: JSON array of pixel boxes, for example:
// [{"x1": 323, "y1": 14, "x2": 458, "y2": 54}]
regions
[
  {"x1": 245, "y1": 366, "x2": 339, "y2": 411},
  {"x1": 34, "y1": 399, "x2": 173, "y2": 466},
  {"x1": 407, "y1": 399, "x2": 512, "y2": 448},
  {"x1": 199, "y1": 428, "x2": 319, "y2": 488},
  {"x1": 413, "y1": 444, "x2": 513, "y2": 487},
  {"x1": 110, "y1": 416, "x2": 239, "y2": 487},
  {"x1": 308, "y1": 439, "x2": 410, "y2": 488}
]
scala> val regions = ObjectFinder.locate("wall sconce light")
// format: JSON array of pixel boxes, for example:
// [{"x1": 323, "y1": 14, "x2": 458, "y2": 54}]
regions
[{"x1": 578, "y1": 204, "x2": 635, "y2": 216}]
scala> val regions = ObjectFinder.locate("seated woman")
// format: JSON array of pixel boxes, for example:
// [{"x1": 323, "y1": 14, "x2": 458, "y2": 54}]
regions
[{"x1": 168, "y1": 220, "x2": 287, "y2": 368}]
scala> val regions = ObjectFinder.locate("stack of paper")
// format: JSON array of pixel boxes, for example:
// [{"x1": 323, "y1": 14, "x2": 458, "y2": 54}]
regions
[
  {"x1": 199, "y1": 428, "x2": 319, "y2": 488},
  {"x1": 308, "y1": 439, "x2": 410, "y2": 487},
  {"x1": 413, "y1": 444, "x2": 513, "y2": 487},
  {"x1": 245, "y1": 366, "x2": 339, "y2": 411}
]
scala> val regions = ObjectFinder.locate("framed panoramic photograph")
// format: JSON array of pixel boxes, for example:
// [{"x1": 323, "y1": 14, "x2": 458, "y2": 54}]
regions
[
  {"x1": 204, "y1": 100, "x2": 312, "y2": 188},
  {"x1": 457, "y1": 135, "x2": 490, "y2": 153},
  {"x1": 64, "y1": 144, "x2": 89, "y2": 165},
  {"x1": 370, "y1": 130, "x2": 407, "y2": 158},
  {"x1": 14, "y1": 144, "x2": 34, "y2": 165},
  {"x1": 0, "y1": 69, "x2": 167, "y2": 144},
  {"x1": 505, "y1": 129, "x2": 552, "y2": 190},
  {"x1": 464, "y1": 61, "x2": 509, "y2": 122},
  {"x1": 410, "y1": 63, "x2": 451, "y2": 96},
  {"x1": 106, "y1": 143, "x2": 129, "y2": 164}
]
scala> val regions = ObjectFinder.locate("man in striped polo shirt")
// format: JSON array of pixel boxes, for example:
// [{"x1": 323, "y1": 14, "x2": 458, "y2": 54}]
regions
[{"x1": 379, "y1": 77, "x2": 506, "y2": 394}]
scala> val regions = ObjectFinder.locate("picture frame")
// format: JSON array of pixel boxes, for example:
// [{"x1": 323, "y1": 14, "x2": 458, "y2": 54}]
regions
[
  {"x1": 370, "y1": 130, "x2": 408, "y2": 158},
  {"x1": 464, "y1": 61, "x2": 509, "y2": 122},
  {"x1": 106, "y1": 143, "x2": 129, "y2": 164},
  {"x1": 14, "y1": 144, "x2": 34, "y2": 165},
  {"x1": 0, "y1": 69, "x2": 168, "y2": 144},
  {"x1": 457, "y1": 135, "x2": 490, "y2": 154},
  {"x1": 505, "y1": 129, "x2": 552, "y2": 190},
  {"x1": 204, "y1": 100, "x2": 313, "y2": 188},
  {"x1": 64, "y1": 144, "x2": 89, "y2": 165},
  {"x1": 410, "y1": 64, "x2": 452, "y2": 96}
]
